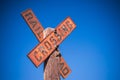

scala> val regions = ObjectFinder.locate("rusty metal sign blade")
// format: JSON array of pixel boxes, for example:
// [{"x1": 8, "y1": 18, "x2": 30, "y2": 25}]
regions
[
  {"x1": 21, "y1": 9, "x2": 44, "y2": 41},
  {"x1": 28, "y1": 17, "x2": 76, "y2": 67},
  {"x1": 60, "y1": 57, "x2": 71, "y2": 78},
  {"x1": 55, "y1": 17, "x2": 76, "y2": 45}
]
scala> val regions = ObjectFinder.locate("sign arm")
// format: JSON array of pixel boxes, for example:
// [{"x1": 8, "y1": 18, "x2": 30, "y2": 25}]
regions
[
  {"x1": 21, "y1": 9, "x2": 74, "y2": 78},
  {"x1": 21, "y1": 9, "x2": 44, "y2": 42}
]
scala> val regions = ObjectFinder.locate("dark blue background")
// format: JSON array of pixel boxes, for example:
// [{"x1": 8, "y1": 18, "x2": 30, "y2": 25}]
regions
[{"x1": 0, "y1": 0, "x2": 120, "y2": 80}]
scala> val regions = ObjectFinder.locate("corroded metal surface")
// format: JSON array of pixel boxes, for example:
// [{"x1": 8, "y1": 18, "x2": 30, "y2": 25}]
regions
[
  {"x1": 59, "y1": 56, "x2": 71, "y2": 78},
  {"x1": 21, "y1": 9, "x2": 74, "y2": 79},
  {"x1": 21, "y1": 9, "x2": 44, "y2": 41},
  {"x1": 27, "y1": 17, "x2": 76, "y2": 67}
]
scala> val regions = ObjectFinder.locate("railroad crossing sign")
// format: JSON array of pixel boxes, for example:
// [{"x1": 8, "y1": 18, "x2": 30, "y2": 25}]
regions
[{"x1": 21, "y1": 9, "x2": 76, "y2": 79}]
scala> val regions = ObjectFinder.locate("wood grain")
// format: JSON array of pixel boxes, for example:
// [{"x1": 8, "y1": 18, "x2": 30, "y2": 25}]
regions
[{"x1": 43, "y1": 28, "x2": 60, "y2": 80}]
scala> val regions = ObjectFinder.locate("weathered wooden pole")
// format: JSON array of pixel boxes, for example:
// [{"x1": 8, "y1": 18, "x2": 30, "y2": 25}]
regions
[{"x1": 43, "y1": 28, "x2": 61, "y2": 80}]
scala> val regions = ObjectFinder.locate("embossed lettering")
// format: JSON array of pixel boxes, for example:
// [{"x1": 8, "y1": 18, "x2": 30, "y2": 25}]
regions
[{"x1": 34, "y1": 51, "x2": 42, "y2": 62}]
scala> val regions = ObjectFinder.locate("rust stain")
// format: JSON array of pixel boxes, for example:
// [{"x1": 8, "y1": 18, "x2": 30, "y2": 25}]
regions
[
  {"x1": 27, "y1": 17, "x2": 76, "y2": 67},
  {"x1": 21, "y1": 9, "x2": 44, "y2": 41},
  {"x1": 22, "y1": 9, "x2": 75, "y2": 78}
]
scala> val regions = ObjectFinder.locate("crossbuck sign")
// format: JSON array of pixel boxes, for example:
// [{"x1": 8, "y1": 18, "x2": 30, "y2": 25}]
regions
[{"x1": 21, "y1": 9, "x2": 76, "y2": 79}]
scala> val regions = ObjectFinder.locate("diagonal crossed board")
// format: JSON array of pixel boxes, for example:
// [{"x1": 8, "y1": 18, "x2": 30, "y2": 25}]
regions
[{"x1": 21, "y1": 9, "x2": 76, "y2": 78}]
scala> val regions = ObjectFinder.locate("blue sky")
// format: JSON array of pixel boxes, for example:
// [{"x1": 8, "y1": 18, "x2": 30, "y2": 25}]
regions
[{"x1": 0, "y1": 0, "x2": 120, "y2": 80}]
